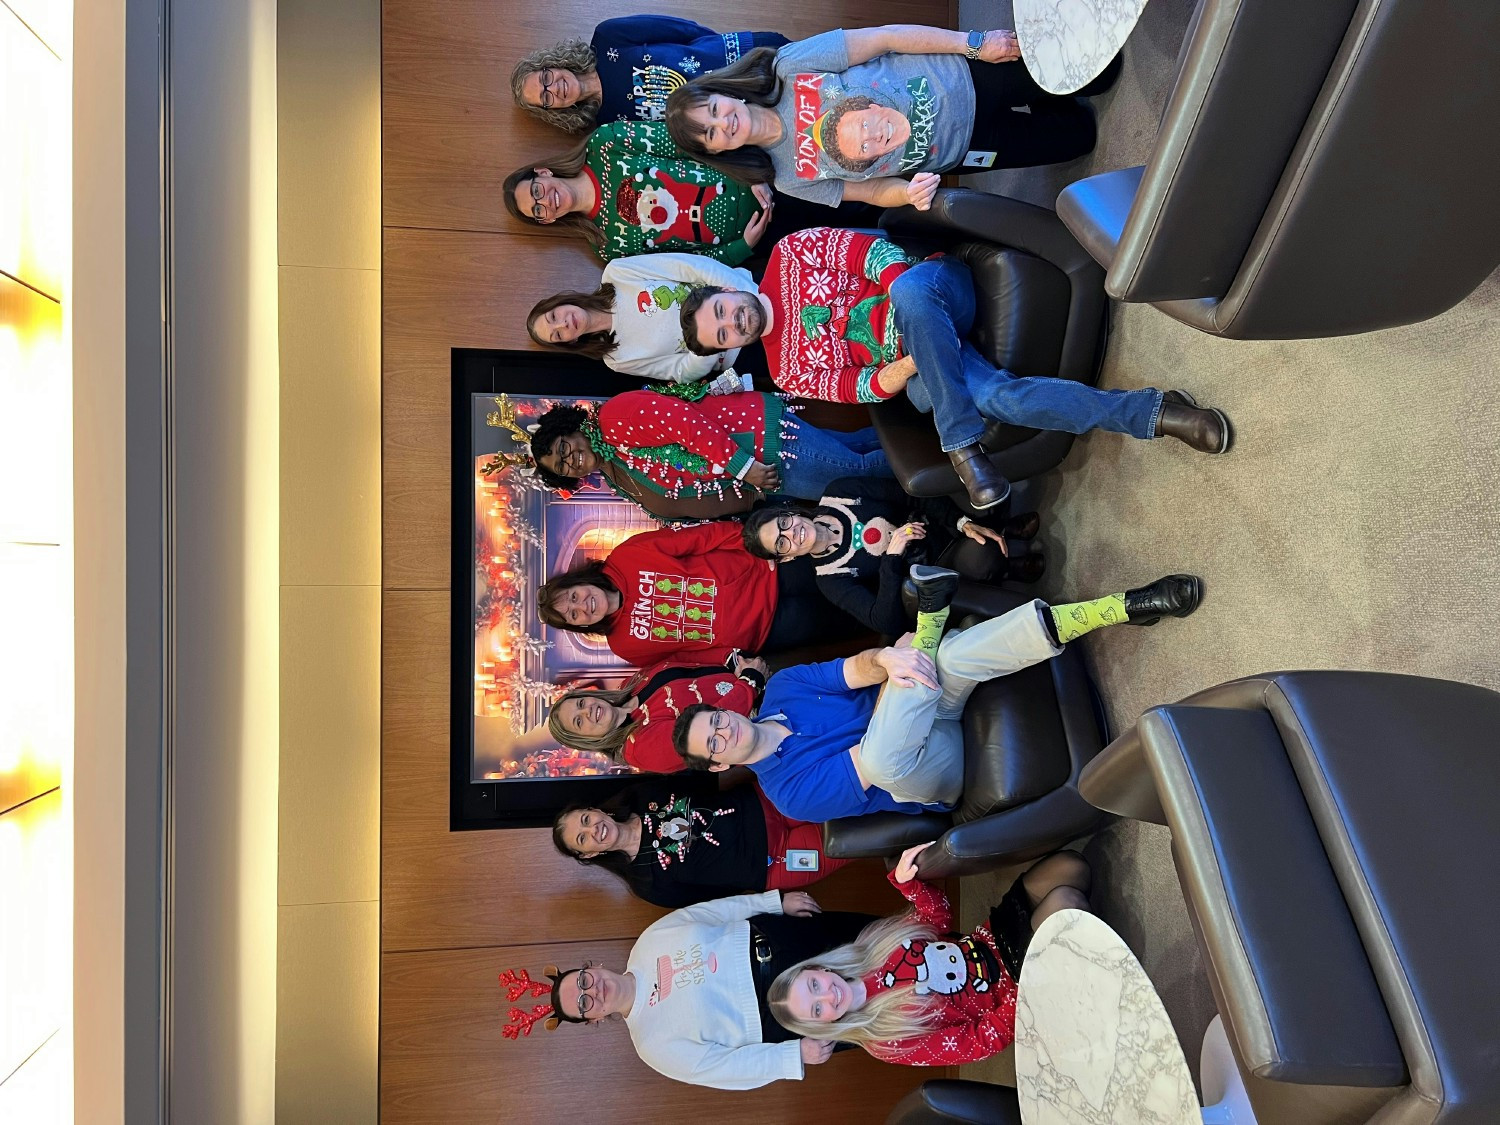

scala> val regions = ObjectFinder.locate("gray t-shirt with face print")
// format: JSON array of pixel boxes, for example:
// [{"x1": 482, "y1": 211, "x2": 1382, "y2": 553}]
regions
[{"x1": 767, "y1": 30, "x2": 976, "y2": 206}]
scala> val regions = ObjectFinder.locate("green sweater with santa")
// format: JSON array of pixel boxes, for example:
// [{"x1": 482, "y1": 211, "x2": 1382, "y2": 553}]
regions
[{"x1": 583, "y1": 121, "x2": 764, "y2": 265}]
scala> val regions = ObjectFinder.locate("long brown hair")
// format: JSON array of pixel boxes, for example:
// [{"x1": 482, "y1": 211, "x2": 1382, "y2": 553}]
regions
[
  {"x1": 664, "y1": 48, "x2": 783, "y2": 185},
  {"x1": 502, "y1": 137, "x2": 605, "y2": 249},
  {"x1": 546, "y1": 683, "x2": 638, "y2": 756},
  {"x1": 510, "y1": 41, "x2": 601, "y2": 134},
  {"x1": 768, "y1": 914, "x2": 943, "y2": 1044},
  {"x1": 526, "y1": 284, "x2": 618, "y2": 361}
]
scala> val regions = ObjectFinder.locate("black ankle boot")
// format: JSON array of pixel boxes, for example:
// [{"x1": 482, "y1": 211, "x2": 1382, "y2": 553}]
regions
[
  {"x1": 947, "y1": 445, "x2": 1011, "y2": 510},
  {"x1": 1123, "y1": 574, "x2": 1203, "y2": 626},
  {"x1": 909, "y1": 565, "x2": 960, "y2": 614}
]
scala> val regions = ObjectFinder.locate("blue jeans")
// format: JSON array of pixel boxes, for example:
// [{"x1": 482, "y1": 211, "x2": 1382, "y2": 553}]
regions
[
  {"x1": 890, "y1": 258, "x2": 1163, "y2": 453},
  {"x1": 780, "y1": 419, "x2": 893, "y2": 499}
]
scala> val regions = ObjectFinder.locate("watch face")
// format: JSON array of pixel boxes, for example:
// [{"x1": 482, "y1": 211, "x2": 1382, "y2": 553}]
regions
[{"x1": 968, "y1": 30, "x2": 984, "y2": 51}]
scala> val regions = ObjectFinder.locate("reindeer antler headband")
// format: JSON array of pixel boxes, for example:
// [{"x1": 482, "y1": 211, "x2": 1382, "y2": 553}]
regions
[
  {"x1": 498, "y1": 965, "x2": 564, "y2": 1038},
  {"x1": 482, "y1": 394, "x2": 541, "y2": 477}
]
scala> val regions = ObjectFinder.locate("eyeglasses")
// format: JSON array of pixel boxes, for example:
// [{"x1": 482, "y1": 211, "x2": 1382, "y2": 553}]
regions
[
  {"x1": 772, "y1": 513, "x2": 796, "y2": 558},
  {"x1": 575, "y1": 964, "x2": 599, "y2": 1018},
  {"x1": 705, "y1": 710, "x2": 731, "y2": 759},
  {"x1": 528, "y1": 178, "x2": 549, "y2": 222},
  {"x1": 537, "y1": 68, "x2": 559, "y2": 109}
]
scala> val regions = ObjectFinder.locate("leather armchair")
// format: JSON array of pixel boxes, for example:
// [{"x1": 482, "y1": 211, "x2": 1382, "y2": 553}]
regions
[
  {"x1": 871, "y1": 189, "x2": 1109, "y2": 498},
  {"x1": 1058, "y1": 0, "x2": 1500, "y2": 339},
  {"x1": 823, "y1": 584, "x2": 1109, "y2": 878},
  {"x1": 886, "y1": 1080, "x2": 1021, "y2": 1125},
  {"x1": 1081, "y1": 671, "x2": 1500, "y2": 1124}
]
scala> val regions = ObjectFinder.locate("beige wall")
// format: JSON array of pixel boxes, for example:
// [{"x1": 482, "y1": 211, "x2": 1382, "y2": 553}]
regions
[{"x1": 275, "y1": 0, "x2": 382, "y2": 1117}]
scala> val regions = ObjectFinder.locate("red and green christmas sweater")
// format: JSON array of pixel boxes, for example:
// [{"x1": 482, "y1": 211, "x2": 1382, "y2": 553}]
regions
[
  {"x1": 620, "y1": 653, "x2": 761, "y2": 774},
  {"x1": 599, "y1": 521, "x2": 779, "y2": 666},
  {"x1": 583, "y1": 121, "x2": 764, "y2": 265},
  {"x1": 593, "y1": 388, "x2": 786, "y2": 506},
  {"x1": 861, "y1": 870, "x2": 1018, "y2": 1067},
  {"x1": 761, "y1": 227, "x2": 922, "y2": 404}
]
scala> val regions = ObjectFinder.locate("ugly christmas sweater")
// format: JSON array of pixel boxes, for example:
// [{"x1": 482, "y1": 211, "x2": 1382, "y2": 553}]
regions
[
  {"x1": 620, "y1": 654, "x2": 763, "y2": 774},
  {"x1": 761, "y1": 227, "x2": 921, "y2": 404},
  {"x1": 582, "y1": 121, "x2": 764, "y2": 265},
  {"x1": 591, "y1": 388, "x2": 786, "y2": 510},
  {"x1": 598, "y1": 520, "x2": 779, "y2": 666},
  {"x1": 862, "y1": 870, "x2": 1018, "y2": 1067},
  {"x1": 590, "y1": 16, "x2": 788, "y2": 125}
]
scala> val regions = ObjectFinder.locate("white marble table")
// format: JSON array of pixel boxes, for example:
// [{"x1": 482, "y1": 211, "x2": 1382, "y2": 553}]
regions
[
  {"x1": 1014, "y1": 908, "x2": 1200, "y2": 1125},
  {"x1": 1014, "y1": 0, "x2": 1150, "y2": 95}
]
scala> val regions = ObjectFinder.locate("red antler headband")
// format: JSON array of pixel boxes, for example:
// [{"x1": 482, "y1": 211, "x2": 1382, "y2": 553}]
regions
[{"x1": 499, "y1": 965, "x2": 562, "y2": 1038}]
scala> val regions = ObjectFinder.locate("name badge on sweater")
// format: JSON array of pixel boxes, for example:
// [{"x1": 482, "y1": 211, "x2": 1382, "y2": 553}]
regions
[{"x1": 962, "y1": 150, "x2": 998, "y2": 169}]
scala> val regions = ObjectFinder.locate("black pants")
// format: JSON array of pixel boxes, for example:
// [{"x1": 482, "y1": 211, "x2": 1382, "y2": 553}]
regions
[
  {"x1": 748, "y1": 910, "x2": 879, "y2": 1043},
  {"x1": 957, "y1": 54, "x2": 1122, "y2": 170},
  {"x1": 762, "y1": 556, "x2": 866, "y2": 656}
]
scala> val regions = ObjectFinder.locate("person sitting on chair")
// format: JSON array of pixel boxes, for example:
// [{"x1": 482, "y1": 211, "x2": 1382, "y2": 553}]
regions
[
  {"x1": 679, "y1": 227, "x2": 1232, "y2": 511},
  {"x1": 672, "y1": 566, "x2": 1204, "y2": 822}
]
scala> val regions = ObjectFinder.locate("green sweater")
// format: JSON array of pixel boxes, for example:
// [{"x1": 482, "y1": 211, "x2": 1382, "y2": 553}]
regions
[{"x1": 583, "y1": 122, "x2": 763, "y2": 265}]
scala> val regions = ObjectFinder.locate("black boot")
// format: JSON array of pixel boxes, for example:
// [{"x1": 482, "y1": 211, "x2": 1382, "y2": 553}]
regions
[
  {"x1": 948, "y1": 445, "x2": 1011, "y2": 510},
  {"x1": 1001, "y1": 510, "x2": 1041, "y2": 539},
  {"x1": 909, "y1": 565, "x2": 960, "y2": 614},
  {"x1": 1156, "y1": 393, "x2": 1232, "y2": 454},
  {"x1": 1123, "y1": 574, "x2": 1203, "y2": 626}
]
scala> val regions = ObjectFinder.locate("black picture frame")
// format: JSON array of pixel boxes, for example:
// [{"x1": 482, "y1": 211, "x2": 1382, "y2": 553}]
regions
[{"x1": 448, "y1": 348, "x2": 645, "y2": 830}]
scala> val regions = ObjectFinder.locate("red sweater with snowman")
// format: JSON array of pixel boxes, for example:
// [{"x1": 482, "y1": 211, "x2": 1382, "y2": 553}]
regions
[{"x1": 861, "y1": 871, "x2": 1018, "y2": 1066}]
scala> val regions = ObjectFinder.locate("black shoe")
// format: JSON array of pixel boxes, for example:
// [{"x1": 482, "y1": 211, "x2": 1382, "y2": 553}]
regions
[
  {"x1": 1004, "y1": 551, "x2": 1046, "y2": 584},
  {"x1": 1123, "y1": 574, "x2": 1203, "y2": 626},
  {"x1": 1156, "y1": 394, "x2": 1232, "y2": 454},
  {"x1": 909, "y1": 564, "x2": 960, "y2": 614},
  {"x1": 1002, "y1": 510, "x2": 1041, "y2": 540},
  {"x1": 948, "y1": 445, "x2": 1011, "y2": 510}
]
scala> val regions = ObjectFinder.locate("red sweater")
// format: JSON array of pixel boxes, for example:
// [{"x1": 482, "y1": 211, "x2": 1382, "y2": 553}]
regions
[
  {"x1": 761, "y1": 228, "x2": 918, "y2": 404},
  {"x1": 621, "y1": 656, "x2": 760, "y2": 774},
  {"x1": 861, "y1": 871, "x2": 1018, "y2": 1067},
  {"x1": 600, "y1": 523, "x2": 779, "y2": 666}
]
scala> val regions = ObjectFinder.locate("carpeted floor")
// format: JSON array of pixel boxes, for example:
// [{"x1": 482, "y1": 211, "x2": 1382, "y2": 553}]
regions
[{"x1": 954, "y1": 0, "x2": 1500, "y2": 1093}]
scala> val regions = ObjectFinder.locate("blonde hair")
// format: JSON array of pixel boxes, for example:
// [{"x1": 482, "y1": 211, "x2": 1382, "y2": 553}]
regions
[{"x1": 768, "y1": 914, "x2": 943, "y2": 1043}]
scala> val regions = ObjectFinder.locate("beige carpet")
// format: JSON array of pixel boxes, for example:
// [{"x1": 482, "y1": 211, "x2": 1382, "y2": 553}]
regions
[{"x1": 955, "y1": 0, "x2": 1500, "y2": 1092}]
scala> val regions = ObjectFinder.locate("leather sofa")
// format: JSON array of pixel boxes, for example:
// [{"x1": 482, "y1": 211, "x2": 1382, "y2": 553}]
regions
[
  {"x1": 885, "y1": 1080, "x2": 1021, "y2": 1125},
  {"x1": 870, "y1": 188, "x2": 1110, "y2": 499},
  {"x1": 1057, "y1": 0, "x2": 1500, "y2": 339},
  {"x1": 822, "y1": 584, "x2": 1109, "y2": 878},
  {"x1": 1079, "y1": 670, "x2": 1500, "y2": 1124}
]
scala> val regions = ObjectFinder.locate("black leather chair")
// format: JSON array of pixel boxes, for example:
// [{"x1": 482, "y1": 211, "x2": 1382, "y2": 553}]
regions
[
  {"x1": 822, "y1": 584, "x2": 1109, "y2": 878},
  {"x1": 1058, "y1": 0, "x2": 1500, "y2": 338},
  {"x1": 886, "y1": 1079, "x2": 1021, "y2": 1125},
  {"x1": 870, "y1": 188, "x2": 1110, "y2": 499},
  {"x1": 1080, "y1": 670, "x2": 1500, "y2": 1124}
]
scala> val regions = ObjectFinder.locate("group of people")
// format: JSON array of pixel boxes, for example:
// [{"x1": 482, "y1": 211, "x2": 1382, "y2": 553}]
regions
[{"x1": 493, "y1": 15, "x2": 1219, "y2": 1092}]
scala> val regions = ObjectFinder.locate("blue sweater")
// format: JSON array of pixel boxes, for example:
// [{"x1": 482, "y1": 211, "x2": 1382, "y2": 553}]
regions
[
  {"x1": 751, "y1": 659, "x2": 940, "y2": 822},
  {"x1": 591, "y1": 16, "x2": 789, "y2": 124}
]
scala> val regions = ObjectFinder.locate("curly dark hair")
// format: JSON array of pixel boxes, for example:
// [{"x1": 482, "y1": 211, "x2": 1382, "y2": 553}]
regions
[
  {"x1": 510, "y1": 41, "x2": 601, "y2": 134},
  {"x1": 536, "y1": 561, "x2": 620, "y2": 633},
  {"x1": 502, "y1": 140, "x2": 606, "y2": 250},
  {"x1": 677, "y1": 285, "x2": 730, "y2": 356},
  {"x1": 529, "y1": 404, "x2": 594, "y2": 489},
  {"x1": 819, "y1": 95, "x2": 882, "y2": 174},
  {"x1": 672, "y1": 702, "x2": 719, "y2": 770},
  {"x1": 526, "y1": 284, "x2": 618, "y2": 361},
  {"x1": 664, "y1": 47, "x2": 783, "y2": 185}
]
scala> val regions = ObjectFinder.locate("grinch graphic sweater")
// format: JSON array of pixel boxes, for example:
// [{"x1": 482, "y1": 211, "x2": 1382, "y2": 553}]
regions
[
  {"x1": 861, "y1": 871, "x2": 1017, "y2": 1066},
  {"x1": 591, "y1": 17, "x2": 788, "y2": 125},
  {"x1": 761, "y1": 228, "x2": 920, "y2": 404},
  {"x1": 620, "y1": 655, "x2": 763, "y2": 774},
  {"x1": 599, "y1": 253, "x2": 755, "y2": 383},
  {"x1": 592, "y1": 388, "x2": 786, "y2": 511},
  {"x1": 625, "y1": 889, "x2": 803, "y2": 1090},
  {"x1": 583, "y1": 122, "x2": 765, "y2": 265},
  {"x1": 598, "y1": 520, "x2": 779, "y2": 666}
]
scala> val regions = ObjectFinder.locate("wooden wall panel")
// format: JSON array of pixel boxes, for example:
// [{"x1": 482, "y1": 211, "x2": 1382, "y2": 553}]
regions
[
  {"x1": 383, "y1": 0, "x2": 955, "y2": 232},
  {"x1": 382, "y1": 941, "x2": 933, "y2": 1125}
]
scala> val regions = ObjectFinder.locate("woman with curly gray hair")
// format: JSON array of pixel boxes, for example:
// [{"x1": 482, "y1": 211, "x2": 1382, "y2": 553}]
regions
[{"x1": 512, "y1": 16, "x2": 789, "y2": 133}]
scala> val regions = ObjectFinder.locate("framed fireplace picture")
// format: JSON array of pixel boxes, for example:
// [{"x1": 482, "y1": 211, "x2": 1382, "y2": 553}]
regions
[{"x1": 449, "y1": 348, "x2": 662, "y2": 830}]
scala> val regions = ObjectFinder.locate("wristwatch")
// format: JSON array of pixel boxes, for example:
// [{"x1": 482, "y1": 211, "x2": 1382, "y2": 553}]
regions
[{"x1": 965, "y1": 30, "x2": 985, "y2": 60}]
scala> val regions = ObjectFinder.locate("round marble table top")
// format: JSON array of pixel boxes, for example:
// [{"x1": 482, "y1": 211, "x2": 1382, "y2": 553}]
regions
[
  {"x1": 1014, "y1": 909, "x2": 1200, "y2": 1125},
  {"x1": 1014, "y1": 0, "x2": 1150, "y2": 95}
]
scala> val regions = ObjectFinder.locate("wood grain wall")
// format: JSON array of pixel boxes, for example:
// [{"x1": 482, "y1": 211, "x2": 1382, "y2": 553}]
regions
[{"x1": 382, "y1": 1, "x2": 956, "y2": 1120}]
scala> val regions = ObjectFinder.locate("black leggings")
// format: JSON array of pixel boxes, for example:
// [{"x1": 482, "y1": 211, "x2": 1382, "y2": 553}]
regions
[
  {"x1": 957, "y1": 54, "x2": 1122, "y2": 170},
  {"x1": 761, "y1": 557, "x2": 866, "y2": 655}
]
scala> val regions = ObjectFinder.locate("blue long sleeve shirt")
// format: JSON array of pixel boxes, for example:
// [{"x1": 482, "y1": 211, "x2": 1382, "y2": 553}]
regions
[
  {"x1": 591, "y1": 16, "x2": 789, "y2": 124},
  {"x1": 750, "y1": 658, "x2": 941, "y2": 822}
]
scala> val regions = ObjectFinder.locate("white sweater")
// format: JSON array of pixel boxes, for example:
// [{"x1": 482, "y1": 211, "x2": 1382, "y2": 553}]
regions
[
  {"x1": 602, "y1": 253, "x2": 757, "y2": 384},
  {"x1": 625, "y1": 889, "x2": 804, "y2": 1090}
]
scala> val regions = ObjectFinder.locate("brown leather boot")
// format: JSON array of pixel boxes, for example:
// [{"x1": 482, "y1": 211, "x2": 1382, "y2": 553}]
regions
[
  {"x1": 1156, "y1": 393, "x2": 1232, "y2": 454},
  {"x1": 948, "y1": 444, "x2": 1011, "y2": 509}
]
